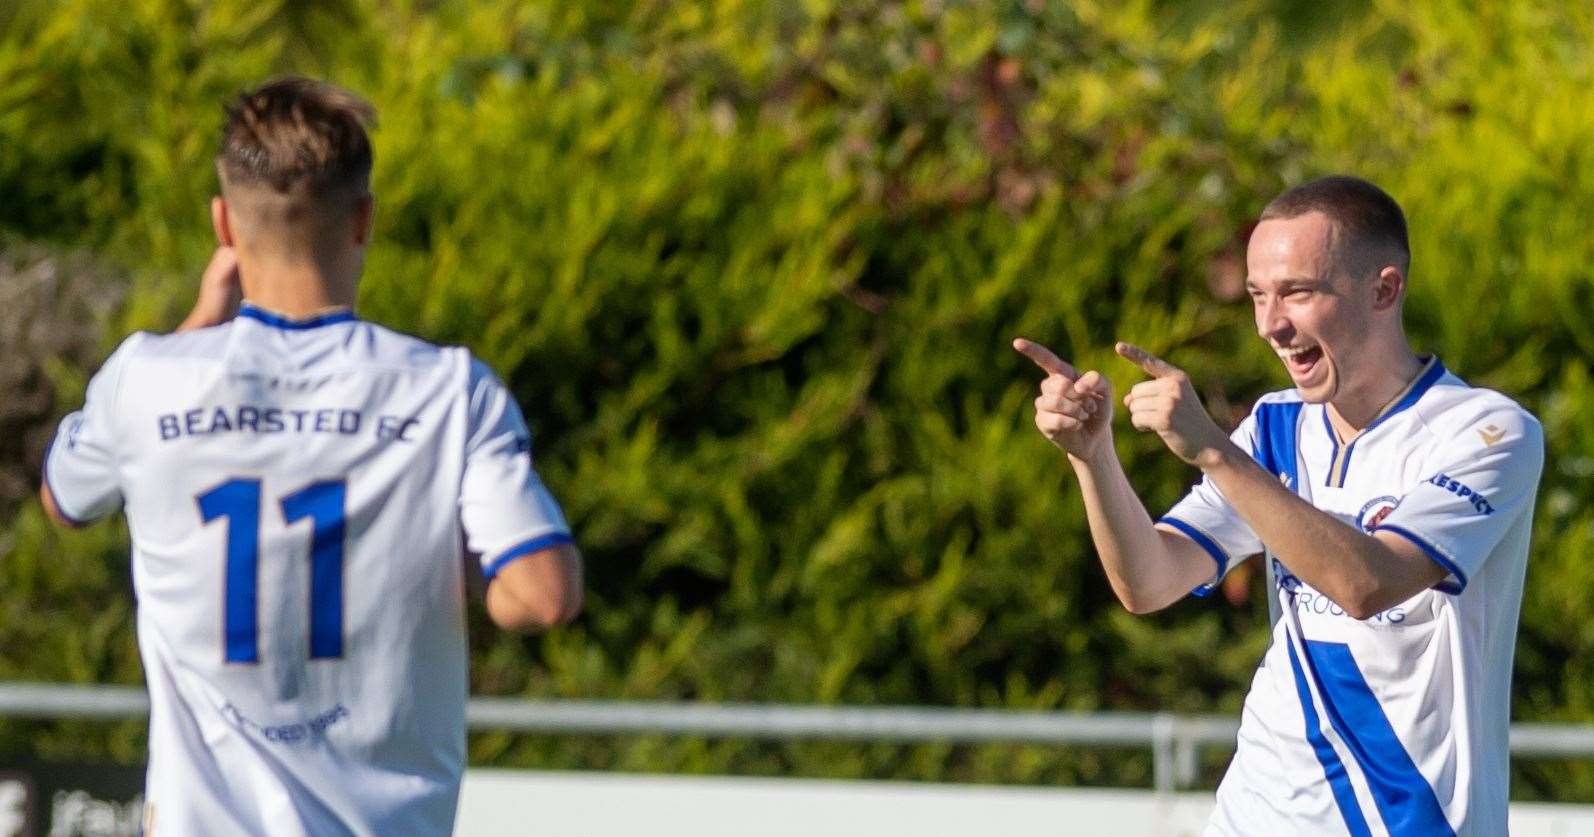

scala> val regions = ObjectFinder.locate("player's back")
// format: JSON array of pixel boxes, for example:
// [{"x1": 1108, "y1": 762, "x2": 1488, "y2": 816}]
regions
[{"x1": 49, "y1": 303, "x2": 552, "y2": 834}]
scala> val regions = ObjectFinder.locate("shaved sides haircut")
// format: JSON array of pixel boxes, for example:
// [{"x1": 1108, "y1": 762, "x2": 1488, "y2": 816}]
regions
[
  {"x1": 218, "y1": 76, "x2": 375, "y2": 216},
  {"x1": 1261, "y1": 175, "x2": 1410, "y2": 280}
]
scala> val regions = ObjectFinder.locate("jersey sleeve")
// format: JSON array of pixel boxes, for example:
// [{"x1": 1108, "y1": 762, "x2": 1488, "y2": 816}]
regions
[
  {"x1": 459, "y1": 358, "x2": 573, "y2": 581},
  {"x1": 1156, "y1": 411, "x2": 1266, "y2": 597},
  {"x1": 1372, "y1": 407, "x2": 1543, "y2": 594},
  {"x1": 43, "y1": 334, "x2": 144, "y2": 524}
]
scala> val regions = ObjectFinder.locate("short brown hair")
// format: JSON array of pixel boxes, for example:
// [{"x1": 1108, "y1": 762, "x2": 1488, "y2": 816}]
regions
[
  {"x1": 1260, "y1": 175, "x2": 1409, "y2": 278},
  {"x1": 217, "y1": 76, "x2": 375, "y2": 206}
]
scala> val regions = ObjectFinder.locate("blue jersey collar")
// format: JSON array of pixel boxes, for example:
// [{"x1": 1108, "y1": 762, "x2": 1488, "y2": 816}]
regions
[
  {"x1": 238, "y1": 302, "x2": 358, "y2": 330},
  {"x1": 1363, "y1": 355, "x2": 1446, "y2": 433},
  {"x1": 1319, "y1": 355, "x2": 1446, "y2": 488}
]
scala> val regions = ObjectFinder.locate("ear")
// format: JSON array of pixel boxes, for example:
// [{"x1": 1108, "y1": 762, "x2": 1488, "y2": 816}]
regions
[
  {"x1": 211, "y1": 196, "x2": 235, "y2": 247},
  {"x1": 352, "y1": 194, "x2": 375, "y2": 246},
  {"x1": 1372, "y1": 265, "x2": 1404, "y2": 312}
]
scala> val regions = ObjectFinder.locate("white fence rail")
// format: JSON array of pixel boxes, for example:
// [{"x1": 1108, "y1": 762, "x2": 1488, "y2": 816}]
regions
[{"x1": 4, "y1": 682, "x2": 1593, "y2": 793}]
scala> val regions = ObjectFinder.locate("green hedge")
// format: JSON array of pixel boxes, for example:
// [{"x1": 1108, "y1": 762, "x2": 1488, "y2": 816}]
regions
[{"x1": 1, "y1": 0, "x2": 1591, "y2": 797}]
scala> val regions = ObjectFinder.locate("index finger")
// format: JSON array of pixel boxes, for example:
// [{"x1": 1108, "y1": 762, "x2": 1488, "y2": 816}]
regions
[
  {"x1": 1115, "y1": 341, "x2": 1181, "y2": 379},
  {"x1": 1012, "y1": 338, "x2": 1077, "y2": 379}
]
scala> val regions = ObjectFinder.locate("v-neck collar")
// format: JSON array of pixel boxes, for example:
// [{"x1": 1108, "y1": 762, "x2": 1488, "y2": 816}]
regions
[{"x1": 1321, "y1": 356, "x2": 1445, "y2": 487}]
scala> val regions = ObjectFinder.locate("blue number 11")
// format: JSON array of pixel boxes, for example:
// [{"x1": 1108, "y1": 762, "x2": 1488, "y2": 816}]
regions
[{"x1": 198, "y1": 478, "x2": 347, "y2": 663}]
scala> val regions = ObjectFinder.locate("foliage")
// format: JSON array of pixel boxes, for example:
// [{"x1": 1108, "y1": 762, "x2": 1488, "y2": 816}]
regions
[{"x1": 1, "y1": 0, "x2": 1591, "y2": 798}]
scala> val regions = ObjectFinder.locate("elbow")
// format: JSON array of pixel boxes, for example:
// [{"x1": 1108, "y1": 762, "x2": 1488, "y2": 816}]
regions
[
  {"x1": 1121, "y1": 598, "x2": 1169, "y2": 616},
  {"x1": 488, "y1": 584, "x2": 583, "y2": 633},
  {"x1": 39, "y1": 485, "x2": 86, "y2": 530},
  {"x1": 536, "y1": 586, "x2": 583, "y2": 628},
  {"x1": 1115, "y1": 586, "x2": 1172, "y2": 616},
  {"x1": 1334, "y1": 584, "x2": 1387, "y2": 621},
  {"x1": 483, "y1": 543, "x2": 585, "y2": 632},
  {"x1": 1342, "y1": 601, "x2": 1379, "y2": 622}
]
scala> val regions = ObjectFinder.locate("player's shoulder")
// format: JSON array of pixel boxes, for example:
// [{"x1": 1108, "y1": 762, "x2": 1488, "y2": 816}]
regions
[
  {"x1": 343, "y1": 318, "x2": 466, "y2": 373},
  {"x1": 1237, "y1": 388, "x2": 1306, "y2": 425},
  {"x1": 1414, "y1": 366, "x2": 1542, "y2": 450},
  {"x1": 115, "y1": 325, "x2": 227, "y2": 362},
  {"x1": 1252, "y1": 388, "x2": 1305, "y2": 408},
  {"x1": 1421, "y1": 369, "x2": 1542, "y2": 436}
]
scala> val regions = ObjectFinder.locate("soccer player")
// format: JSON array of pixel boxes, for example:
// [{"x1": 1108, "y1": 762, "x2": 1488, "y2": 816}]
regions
[
  {"x1": 1015, "y1": 176, "x2": 1542, "y2": 835},
  {"x1": 39, "y1": 77, "x2": 583, "y2": 835}
]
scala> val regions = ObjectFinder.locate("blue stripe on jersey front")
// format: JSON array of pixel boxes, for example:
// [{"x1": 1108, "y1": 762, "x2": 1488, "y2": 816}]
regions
[
  {"x1": 1303, "y1": 640, "x2": 1456, "y2": 836},
  {"x1": 1253, "y1": 401, "x2": 1304, "y2": 491},
  {"x1": 1287, "y1": 641, "x2": 1373, "y2": 837}
]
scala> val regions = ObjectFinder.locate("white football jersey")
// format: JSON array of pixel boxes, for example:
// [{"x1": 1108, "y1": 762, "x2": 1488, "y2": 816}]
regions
[
  {"x1": 44, "y1": 303, "x2": 572, "y2": 835},
  {"x1": 1160, "y1": 357, "x2": 1543, "y2": 836}
]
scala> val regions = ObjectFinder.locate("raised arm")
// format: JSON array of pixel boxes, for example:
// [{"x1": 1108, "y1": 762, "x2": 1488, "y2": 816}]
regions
[
  {"x1": 1115, "y1": 342, "x2": 1445, "y2": 619},
  {"x1": 1014, "y1": 338, "x2": 1216, "y2": 613},
  {"x1": 175, "y1": 245, "x2": 243, "y2": 332}
]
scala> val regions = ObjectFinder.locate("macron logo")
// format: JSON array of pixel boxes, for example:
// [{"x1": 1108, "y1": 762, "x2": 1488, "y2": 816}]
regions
[{"x1": 1428, "y1": 472, "x2": 1494, "y2": 515}]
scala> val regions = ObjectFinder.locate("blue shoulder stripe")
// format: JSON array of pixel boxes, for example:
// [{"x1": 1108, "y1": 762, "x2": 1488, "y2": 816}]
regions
[{"x1": 1253, "y1": 401, "x2": 1304, "y2": 493}]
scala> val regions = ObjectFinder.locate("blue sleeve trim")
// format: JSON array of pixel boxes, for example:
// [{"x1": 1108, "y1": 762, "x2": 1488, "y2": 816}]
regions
[
  {"x1": 1157, "y1": 515, "x2": 1228, "y2": 597},
  {"x1": 483, "y1": 532, "x2": 576, "y2": 580},
  {"x1": 1373, "y1": 524, "x2": 1468, "y2": 594},
  {"x1": 40, "y1": 435, "x2": 91, "y2": 528}
]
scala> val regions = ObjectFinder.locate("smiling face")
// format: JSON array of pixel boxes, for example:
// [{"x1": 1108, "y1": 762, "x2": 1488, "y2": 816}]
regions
[{"x1": 1246, "y1": 211, "x2": 1381, "y2": 404}]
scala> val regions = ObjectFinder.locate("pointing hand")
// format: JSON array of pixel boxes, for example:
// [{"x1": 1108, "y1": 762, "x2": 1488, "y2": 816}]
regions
[
  {"x1": 1014, "y1": 338, "x2": 1113, "y2": 461},
  {"x1": 1116, "y1": 342, "x2": 1228, "y2": 466}
]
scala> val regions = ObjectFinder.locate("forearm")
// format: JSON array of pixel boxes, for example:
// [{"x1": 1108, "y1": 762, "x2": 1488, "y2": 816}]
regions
[
  {"x1": 1070, "y1": 446, "x2": 1209, "y2": 613},
  {"x1": 176, "y1": 247, "x2": 241, "y2": 332},
  {"x1": 1198, "y1": 441, "x2": 1419, "y2": 617},
  {"x1": 176, "y1": 299, "x2": 234, "y2": 332},
  {"x1": 485, "y1": 544, "x2": 584, "y2": 632}
]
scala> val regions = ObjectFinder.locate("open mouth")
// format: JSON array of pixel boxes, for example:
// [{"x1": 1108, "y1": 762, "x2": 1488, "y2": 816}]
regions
[{"x1": 1278, "y1": 346, "x2": 1323, "y2": 377}]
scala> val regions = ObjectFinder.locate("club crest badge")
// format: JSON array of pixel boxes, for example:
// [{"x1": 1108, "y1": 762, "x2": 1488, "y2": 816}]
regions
[{"x1": 1357, "y1": 495, "x2": 1401, "y2": 533}]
